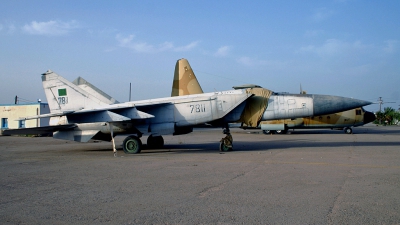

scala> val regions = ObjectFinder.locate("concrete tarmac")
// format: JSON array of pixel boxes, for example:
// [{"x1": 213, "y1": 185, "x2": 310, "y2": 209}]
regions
[{"x1": 1, "y1": 125, "x2": 400, "y2": 224}]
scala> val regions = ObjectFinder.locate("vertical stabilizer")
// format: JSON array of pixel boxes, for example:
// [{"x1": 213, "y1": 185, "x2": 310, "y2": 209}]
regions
[
  {"x1": 171, "y1": 58, "x2": 203, "y2": 97},
  {"x1": 72, "y1": 77, "x2": 119, "y2": 104},
  {"x1": 41, "y1": 70, "x2": 109, "y2": 113}
]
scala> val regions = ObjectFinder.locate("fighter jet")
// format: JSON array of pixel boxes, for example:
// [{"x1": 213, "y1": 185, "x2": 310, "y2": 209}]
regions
[
  {"x1": 3, "y1": 70, "x2": 252, "y2": 154},
  {"x1": 171, "y1": 58, "x2": 373, "y2": 148}
]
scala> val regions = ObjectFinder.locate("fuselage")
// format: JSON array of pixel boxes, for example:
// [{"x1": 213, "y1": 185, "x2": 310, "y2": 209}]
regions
[
  {"x1": 51, "y1": 89, "x2": 250, "y2": 142},
  {"x1": 261, "y1": 93, "x2": 372, "y2": 121}
]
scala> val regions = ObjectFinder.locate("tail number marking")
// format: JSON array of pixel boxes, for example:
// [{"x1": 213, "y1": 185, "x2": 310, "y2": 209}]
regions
[
  {"x1": 190, "y1": 104, "x2": 206, "y2": 113},
  {"x1": 58, "y1": 97, "x2": 68, "y2": 105}
]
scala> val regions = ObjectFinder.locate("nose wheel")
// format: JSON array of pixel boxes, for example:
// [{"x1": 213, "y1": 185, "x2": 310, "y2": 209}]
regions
[{"x1": 220, "y1": 127, "x2": 233, "y2": 152}]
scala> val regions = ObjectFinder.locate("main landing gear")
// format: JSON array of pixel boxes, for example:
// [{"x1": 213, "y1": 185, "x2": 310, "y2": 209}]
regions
[
  {"x1": 262, "y1": 129, "x2": 288, "y2": 135},
  {"x1": 344, "y1": 127, "x2": 353, "y2": 134},
  {"x1": 108, "y1": 123, "x2": 165, "y2": 155},
  {"x1": 122, "y1": 134, "x2": 165, "y2": 154},
  {"x1": 123, "y1": 135, "x2": 142, "y2": 154},
  {"x1": 220, "y1": 126, "x2": 233, "y2": 152}
]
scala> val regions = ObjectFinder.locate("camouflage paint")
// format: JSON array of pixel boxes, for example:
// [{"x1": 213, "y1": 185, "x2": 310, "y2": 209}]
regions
[
  {"x1": 259, "y1": 107, "x2": 374, "y2": 129},
  {"x1": 171, "y1": 58, "x2": 203, "y2": 97},
  {"x1": 238, "y1": 87, "x2": 272, "y2": 127}
]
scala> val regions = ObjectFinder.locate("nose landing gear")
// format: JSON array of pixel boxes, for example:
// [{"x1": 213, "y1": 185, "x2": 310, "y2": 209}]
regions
[{"x1": 220, "y1": 127, "x2": 233, "y2": 152}]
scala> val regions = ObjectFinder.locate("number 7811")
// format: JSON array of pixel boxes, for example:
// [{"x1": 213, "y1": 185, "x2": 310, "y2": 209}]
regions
[{"x1": 190, "y1": 104, "x2": 206, "y2": 113}]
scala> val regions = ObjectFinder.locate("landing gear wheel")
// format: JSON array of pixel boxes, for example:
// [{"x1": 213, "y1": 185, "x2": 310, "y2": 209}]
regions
[
  {"x1": 276, "y1": 129, "x2": 288, "y2": 134},
  {"x1": 219, "y1": 141, "x2": 232, "y2": 152},
  {"x1": 123, "y1": 135, "x2": 142, "y2": 154},
  {"x1": 147, "y1": 135, "x2": 164, "y2": 149},
  {"x1": 344, "y1": 127, "x2": 353, "y2": 134},
  {"x1": 262, "y1": 130, "x2": 272, "y2": 135}
]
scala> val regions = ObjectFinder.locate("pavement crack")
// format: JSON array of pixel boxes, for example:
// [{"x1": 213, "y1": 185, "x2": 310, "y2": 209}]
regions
[
  {"x1": 198, "y1": 165, "x2": 259, "y2": 198},
  {"x1": 326, "y1": 136, "x2": 357, "y2": 224}
]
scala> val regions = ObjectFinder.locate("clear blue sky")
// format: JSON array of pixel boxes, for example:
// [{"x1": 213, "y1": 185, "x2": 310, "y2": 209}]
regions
[{"x1": 1, "y1": 0, "x2": 399, "y2": 112}]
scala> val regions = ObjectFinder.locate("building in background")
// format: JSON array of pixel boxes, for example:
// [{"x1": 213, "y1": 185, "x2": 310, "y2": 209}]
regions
[{"x1": 1, "y1": 102, "x2": 50, "y2": 132}]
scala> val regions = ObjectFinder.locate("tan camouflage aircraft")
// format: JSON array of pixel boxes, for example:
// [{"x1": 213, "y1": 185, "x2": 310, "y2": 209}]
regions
[
  {"x1": 259, "y1": 107, "x2": 375, "y2": 134},
  {"x1": 171, "y1": 58, "x2": 375, "y2": 135}
]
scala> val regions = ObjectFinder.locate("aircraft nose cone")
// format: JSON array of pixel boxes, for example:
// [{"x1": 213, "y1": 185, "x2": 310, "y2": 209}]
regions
[
  {"x1": 313, "y1": 95, "x2": 372, "y2": 116},
  {"x1": 364, "y1": 111, "x2": 376, "y2": 124}
]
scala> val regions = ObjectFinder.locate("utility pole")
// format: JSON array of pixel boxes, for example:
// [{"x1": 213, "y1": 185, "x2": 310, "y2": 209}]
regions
[
  {"x1": 378, "y1": 97, "x2": 383, "y2": 112},
  {"x1": 129, "y1": 83, "x2": 132, "y2": 102},
  {"x1": 377, "y1": 97, "x2": 396, "y2": 125},
  {"x1": 377, "y1": 97, "x2": 396, "y2": 112},
  {"x1": 377, "y1": 97, "x2": 384, "y2": 125}
]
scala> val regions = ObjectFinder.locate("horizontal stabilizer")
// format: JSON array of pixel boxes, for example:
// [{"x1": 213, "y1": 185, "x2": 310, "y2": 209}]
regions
[
  {"x1": 2, "y1": 124, "x2": 76, "y2": 136},
  {"x1": 18, "y1": 103, "x2": 155, "y2": 124},
  {"x1": 53, "y1": 129, "x2": 99, "y2": 142},
  {"x1": 16, "y1": 111, "x2": 74, "y2": 121}
]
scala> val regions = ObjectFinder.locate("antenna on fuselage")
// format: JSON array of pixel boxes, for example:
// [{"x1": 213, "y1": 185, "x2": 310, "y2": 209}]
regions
[{"x1": 129, "y1": 82, "x2": 132, "y2": 102}]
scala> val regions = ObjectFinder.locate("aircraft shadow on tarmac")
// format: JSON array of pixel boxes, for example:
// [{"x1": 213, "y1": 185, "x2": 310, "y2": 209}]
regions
[
  {"x1": 164, "y1": 140, "x2": 400, "y2": 153},
  {"x1": 86, "y1": 143, "x2": 220, "y2": 154},
  {"x1": 246, "y1": 139, "x2": 400, "y2": 151},
  {"x1": 84, "y1": 139, "x2": 400, "y2": 154},
  {"x1": 83, "y1": 126, "x2": 400, "y2": 154}
]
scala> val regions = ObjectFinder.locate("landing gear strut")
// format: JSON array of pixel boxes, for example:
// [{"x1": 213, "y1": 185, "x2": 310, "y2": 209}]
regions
[
  {"x1": 109, "y1": 123, "x2": 117, "y2": 156},
  {"x1": 220, "y1": 126, "x2": 233, "y2": 152}
]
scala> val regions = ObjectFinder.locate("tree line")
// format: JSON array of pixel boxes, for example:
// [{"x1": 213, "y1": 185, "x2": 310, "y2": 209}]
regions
[{"x1": 374, "y1": 107, "x2": 400, "y2": 125}]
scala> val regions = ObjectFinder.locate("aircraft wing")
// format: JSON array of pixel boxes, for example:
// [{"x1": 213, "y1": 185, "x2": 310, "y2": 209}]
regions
[{"x1": 2, "y1": 124, "x2": 77, "y2": 136}]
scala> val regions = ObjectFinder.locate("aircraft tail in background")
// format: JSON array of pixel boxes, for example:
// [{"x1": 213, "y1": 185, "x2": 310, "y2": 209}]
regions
[{"x1": 171, "y1": 58, "x2": 203, "y2": 97}]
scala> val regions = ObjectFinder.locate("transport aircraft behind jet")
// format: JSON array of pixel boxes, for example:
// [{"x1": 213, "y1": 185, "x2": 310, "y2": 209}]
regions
[
  {"x1": 259, "y1": 107, "x2": 375, "y2": 134},
  {"x1": 171, "y1": 58, "x2": 374, "y2": 140}
]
